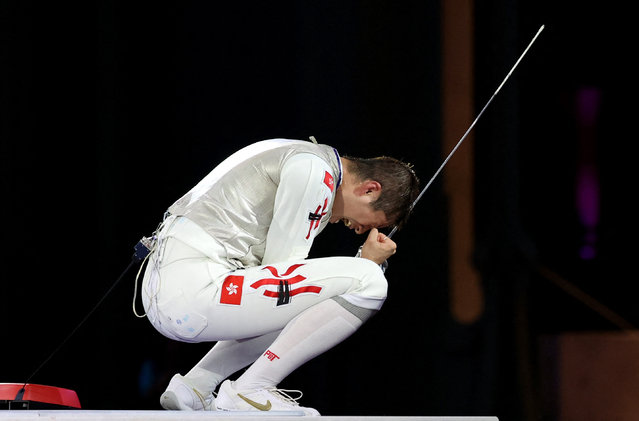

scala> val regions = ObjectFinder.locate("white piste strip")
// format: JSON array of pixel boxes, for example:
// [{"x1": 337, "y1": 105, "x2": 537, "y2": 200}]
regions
[{"x1": 0, "y1": 411, "x2": 498, "y2": 421}]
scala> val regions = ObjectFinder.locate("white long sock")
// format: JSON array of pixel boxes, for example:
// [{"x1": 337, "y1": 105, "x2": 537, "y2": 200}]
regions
[
  {"x1": 235, "y1": 299, "x2": 363, "y2": 390},
  {"x1": 184, "y1": 331, "x2": 280, "y2": 394}
]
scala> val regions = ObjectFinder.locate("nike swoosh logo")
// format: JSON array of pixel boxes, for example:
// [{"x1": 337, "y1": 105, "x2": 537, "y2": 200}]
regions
[{"x1": 237, "y1": 393, "x2": 272, "y2": 411}]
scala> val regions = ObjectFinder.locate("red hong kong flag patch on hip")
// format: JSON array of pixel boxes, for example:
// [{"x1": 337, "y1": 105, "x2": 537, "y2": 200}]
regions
[
  {"x1": 323, "y1": 171, "x2": 334, "y2": 192},
  {"x1": 220, "y1": 275, "x2": 244, "y2": 305}
]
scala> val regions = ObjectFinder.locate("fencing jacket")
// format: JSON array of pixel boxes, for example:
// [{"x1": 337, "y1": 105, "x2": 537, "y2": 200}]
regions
[{"x1": 168, "y1": 139, "x2": 342, "y2": 269}]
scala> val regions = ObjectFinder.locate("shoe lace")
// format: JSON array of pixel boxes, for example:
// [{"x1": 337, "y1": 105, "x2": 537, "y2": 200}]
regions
[{"x1": 266, "y1": 388, "x2": 304, "y2": 406}]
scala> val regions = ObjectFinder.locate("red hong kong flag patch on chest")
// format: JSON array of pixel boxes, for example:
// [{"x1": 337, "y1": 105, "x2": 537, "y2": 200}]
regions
[
  {"x1": 220, "y1": 275, "x2": 244, "y2": 305},
  {"x1": 323, "y1": 171, "x2": 334, "y2": 192}
]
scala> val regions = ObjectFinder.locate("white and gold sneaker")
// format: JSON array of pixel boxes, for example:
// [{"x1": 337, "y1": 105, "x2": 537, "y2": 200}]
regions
[
  {"x1": 215, "y1": 380, "x2": 319, "y2": 416},
  {"x1": 160, "y1": 374, "x2": 215, "y2": 411}
]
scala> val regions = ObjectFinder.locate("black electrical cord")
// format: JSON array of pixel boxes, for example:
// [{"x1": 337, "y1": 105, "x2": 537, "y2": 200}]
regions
[{"x1": 14, "y1": 239, "x2": 151, "y2": 401}]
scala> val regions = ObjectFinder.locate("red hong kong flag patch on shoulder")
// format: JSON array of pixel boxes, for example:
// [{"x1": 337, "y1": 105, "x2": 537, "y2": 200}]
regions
[
  {"x1": 220, "y1": 275, "x2": 244, "y2": 305},
  {"x1": 323, "y1": 171, "x2": 334, "y2": 192}
]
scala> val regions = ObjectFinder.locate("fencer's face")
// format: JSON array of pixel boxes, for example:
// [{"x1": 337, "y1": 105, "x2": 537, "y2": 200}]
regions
[
  {"x1": 330, "y1": 181, "x2": 390, "y2": 234},
  {"x1": 340, "y1": 204, "x2": 389, "y2": 234}
]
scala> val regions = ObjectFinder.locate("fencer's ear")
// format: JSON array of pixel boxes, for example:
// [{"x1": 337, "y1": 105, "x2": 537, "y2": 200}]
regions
[{"x1": 356, "y1": 180, "x2": 382, "y2": 196}]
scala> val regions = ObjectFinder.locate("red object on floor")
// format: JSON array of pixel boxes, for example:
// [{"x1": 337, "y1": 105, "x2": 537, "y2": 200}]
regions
[{"x1": 0, "y1": 383, "x2": 81, "y2": 408}]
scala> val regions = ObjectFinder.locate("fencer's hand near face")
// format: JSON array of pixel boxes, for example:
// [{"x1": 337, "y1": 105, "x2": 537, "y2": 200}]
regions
[{"x1": 360, "y1": 228, "x2": 397, "y2": 265}]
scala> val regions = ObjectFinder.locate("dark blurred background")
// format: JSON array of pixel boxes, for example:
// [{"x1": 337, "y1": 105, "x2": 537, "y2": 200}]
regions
[{"x1": 1, "y1": 1, "x2": 636, "y2": 419}]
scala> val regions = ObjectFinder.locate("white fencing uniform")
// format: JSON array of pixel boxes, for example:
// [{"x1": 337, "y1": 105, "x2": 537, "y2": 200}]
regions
[{"x1": 142, "y1": 139, "x2": 388, "y2": 344}]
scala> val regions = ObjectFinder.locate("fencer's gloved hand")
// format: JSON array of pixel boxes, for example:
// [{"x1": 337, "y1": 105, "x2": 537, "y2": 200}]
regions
[
  {"x1": 356, "y1": 245, "x2": 389, "y2": 273},
  {"x1": 357, "y1": 228, "x2": 395, "y2": 272}
]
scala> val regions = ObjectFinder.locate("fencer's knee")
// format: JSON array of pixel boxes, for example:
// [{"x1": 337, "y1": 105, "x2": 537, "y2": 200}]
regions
[
  {"x1": 332, "y1": 296, "x2": 378, "y2": 323},
  {"x1": 338, "y1": 257, "x2": 388, "y2": 311}
]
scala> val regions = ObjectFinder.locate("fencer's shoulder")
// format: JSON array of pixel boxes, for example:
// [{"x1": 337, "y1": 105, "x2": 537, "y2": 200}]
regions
[{"x1": 282, "y1": 152, "x2": 333, "y2": 177}]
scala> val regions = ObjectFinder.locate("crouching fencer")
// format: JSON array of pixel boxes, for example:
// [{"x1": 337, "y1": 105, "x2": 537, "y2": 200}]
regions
[{"x1": 140, "y1": 138, "x2": 420, "y2": 415}]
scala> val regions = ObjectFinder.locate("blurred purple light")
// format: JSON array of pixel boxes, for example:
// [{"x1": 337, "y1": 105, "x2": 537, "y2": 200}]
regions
[{"x1": 576, "y1": 87, "x2": 601, "y2": 260}]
